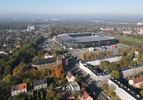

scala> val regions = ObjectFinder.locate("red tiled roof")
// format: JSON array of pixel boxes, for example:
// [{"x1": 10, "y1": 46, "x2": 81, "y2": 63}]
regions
[
  {"x1": 67, "y1": 95, "x2": 75, "y2": 100},
  {"x1": 18, "y1": 83, "x2": 27, "y2": 90},
  {"x1": 11, "y1": 83, "x2": 27, "y2": 91},
  {"x1": 81, "y1": 90, "x2": 89, "y2": 100},
  {"x1": 44, "y1": 53, "x2": 49, "y2": 56},
  {"x1": 133, "y1": 75, "x2": 143, "y2": 84}
]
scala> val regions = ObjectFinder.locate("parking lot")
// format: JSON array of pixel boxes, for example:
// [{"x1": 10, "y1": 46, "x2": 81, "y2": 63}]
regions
[{"x1": 69, "y1": 43, "x2": 130, "y2": 59}]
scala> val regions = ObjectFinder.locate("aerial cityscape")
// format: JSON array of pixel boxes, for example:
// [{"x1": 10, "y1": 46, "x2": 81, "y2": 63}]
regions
[{"x1": 1, "y1": 0, "x2": 143, "y2": 100}]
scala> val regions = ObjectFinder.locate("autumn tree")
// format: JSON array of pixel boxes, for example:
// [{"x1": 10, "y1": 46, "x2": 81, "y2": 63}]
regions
[
  {"x1": 54, "y1": 64, "x2": 64, "y2": 78},
  {"x1": 81, "y1": 53, "x2": 86, "y2": 60},
  {"x1": 55, "y1": 69, "x2": 62, "y2": 78},
  {"x1": 52, "y1": 53, "x2": 57, "y2": 57}
]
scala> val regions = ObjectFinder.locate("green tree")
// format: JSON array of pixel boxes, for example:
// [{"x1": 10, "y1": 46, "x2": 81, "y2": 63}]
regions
[
  {"x1": 111, "y1": 70, "x2": 120, "y2": 79},
  {"x1": 4, "y1": 65, "x2": 11, "y2": 75},
  {"x1": 140, "y1": 90, "x2": 143, "y2": 97},
  {"x1": 75, "y1": 74, "x2": 82, "y2": 83},
  {"x1": 2, "y1": 74, "x2": 12, "y2": 83}
]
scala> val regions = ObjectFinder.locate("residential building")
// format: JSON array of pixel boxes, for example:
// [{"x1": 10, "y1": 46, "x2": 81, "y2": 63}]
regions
[
  {"x1": 33, "y1": 79, "x2": 47, "y2": 90},
  {"x1": 67, "y1": 81, "x2": 80, "y2": 92},
  {"x1": 44, "y1": 52, "x2": 52, "y2": 59},
  {"x1": 85, "y1": 55, "x2": 122, "y2": 66},
  {"x1": 108, "y1": 78, "x2": 143, "y2": 100},
  {"x1": 80, "y1": 90, "x2": 93, "y2": 100},
  {"x1": 27, "y1": 26, "x2": 35, "y2": 31},
  {"x1": 79, "y1": 60, "x2": 143, "y2": 82},
  {"x1": 11, "y1": 83, "x2": 27, "y2": 96},
  {"x1": 66, "y1": 71, "x2": 75, "y2": 82},
  {"x1": 123, "y1": 31, "x2": 131, "y2": 34},
  {"x1": 129, "y1": 75, "x2": 143, "y2": 88},
  {"x1": 79, "y1": 61, "x2": 111, "y2": 81}
]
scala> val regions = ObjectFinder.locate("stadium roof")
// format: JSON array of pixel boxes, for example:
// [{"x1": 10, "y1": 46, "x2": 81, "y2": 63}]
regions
[{"x1": 57, "y1": 32, "x2": 115, "y2": 43}]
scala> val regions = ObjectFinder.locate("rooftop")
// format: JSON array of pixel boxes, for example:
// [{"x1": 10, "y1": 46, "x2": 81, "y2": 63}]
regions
[
  {"x1": 31, "y1": 57, "x2": 56, "y2": 65},
  {"x1": 66, "y1": 71, "x2": 73, "y2": 79},
  {"x1": 81, "y1": 90, "x2": 91, "y2": 100},
  {"x1": 133, "y1": 75, "x2": 143, "y2": 84},
  {"x1": 33, "y1": 78, "x2": 47, "y2": 86},
  {"x1": 109, "y1": 78, "x2": 143, "y2": 100},
  {"x1": 69, "y1": 81, "x2": 80, "y2": 91},
  {"x1": 57, "y1": 32, "x2": 115, "y2": 43},
  {"x1": 44, "y1": 52, "x2": 50, "y2": 56},
  {"x1": 11, "y1": 83, "x2": 27, "y2": 91},
  {"x1": 81, "y1": 60, "x2": 143, "y2": 77}
]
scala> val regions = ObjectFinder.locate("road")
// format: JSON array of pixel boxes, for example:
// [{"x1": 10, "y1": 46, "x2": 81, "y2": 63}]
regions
[{"x1": 70, "y1": 66, "x2": 110, "y2": 100}]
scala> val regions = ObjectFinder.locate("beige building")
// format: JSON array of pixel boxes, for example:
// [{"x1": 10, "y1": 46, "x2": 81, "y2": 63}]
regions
[
  {"x1": 33, "y1": 79, "x2": 47, "y2": 90},
  {"x1": 31, "y1": 56, "x2": 68, "y2": 70},
  {"x1": 66, "y1": 71, "x2": 75, "y2": 82}
]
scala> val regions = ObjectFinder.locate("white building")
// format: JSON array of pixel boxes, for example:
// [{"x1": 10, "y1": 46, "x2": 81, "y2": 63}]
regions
[
  {"x1": 108, "y1": 78, "x2": 143, "y2": 100},
  {"x1": 86, "y1": 55, "x2": 122, "y2": 66},
  {"x1": 11, "y1": 83, "x2": 27, "y2": 96},
  {"x1": 27, "y1": 26, "x2": 35, "y2": 31},
  {"x1": 44, "y1": 53, "x2": 52, "y2": 59},
  {"x1": 129, "y1": 75, "x2": 143, "y2": 88},
  {"x1": 79, "y1": 61, "x2": 110, "y2": 82},
  {"x1": 67, "y1": 81, "x2": 80, "y2": 92},
  {"x1": 0, "y1": 51, "x2": 8, "y2": 55},
  {"x1": 137, "y1": 28, "x2": 143, "y2": 34},
  {"x1": 66, "y1": 71, "x2": 75, "y2": 82},
  {"x1": 123, "y1": 31, "x2": 132, "y2": 34},
  {"x1": 79, "y1": 59, "x2": 143, "y2": 82},
  {"x1": 33, "y1": 79, "x2": 47, "y2": 90},
  {"x1": 88, "y1": 47, "x2": 95, "y2": 52},
  {"x1": 137, "y1": 22, "x2": 143, "y2": 26}
]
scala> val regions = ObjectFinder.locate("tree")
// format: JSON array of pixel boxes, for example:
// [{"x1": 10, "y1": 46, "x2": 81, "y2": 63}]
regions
[
  {"x1": 111, "y1": 70, "x2": 120, "y2": 79},
  {"x1": 56, "y1": 93, "x2": 62, "y2": 100},
  {"x1": 52, "y1": 53, "x2": 57, "y2": 57},
  {"x1": 49, "y1": 83, "x2": 55, "y2": 90},
  {"x1": 140, "y1": 90, "x2": 143, "y2": 97},
  {"x1": 140, "y1": 83, "x2": 143, "y2": 89},
  {"x1": 55, "y1": 69, "x2": 62, "y2": 78},
  {"x1": 102, "y1": 84, "x2": 109, "y2": 92},
  {"x1": 49, "y1": 91, "x2": 56, "y2": 99},
  {"x1": 2, "y1": 74, "x2": 12, "y2": 83},
  {"x1": 81, "y1": 53, "x2": 86, "y2": 60},
  {"x1": 4, "y1": 65, "x2": 11, "y2": 75},
  {"x1": 75, "y1": 74, "x2": 82, "y2": 83}
]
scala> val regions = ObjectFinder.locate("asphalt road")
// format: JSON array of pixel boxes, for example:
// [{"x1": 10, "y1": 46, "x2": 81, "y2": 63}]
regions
[{"x1": 70, "y1": 65, "x2": 110, "y2": 100}]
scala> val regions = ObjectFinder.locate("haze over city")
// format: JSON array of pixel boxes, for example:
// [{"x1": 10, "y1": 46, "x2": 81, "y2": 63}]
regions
[{"x1": 0, "y1": 0, "x2": 143, "y2": 19}]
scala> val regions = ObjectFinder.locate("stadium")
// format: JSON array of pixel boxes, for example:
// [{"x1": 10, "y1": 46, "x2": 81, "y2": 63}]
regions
[{"x1": 55, "y1": 32, "x2": 116, "y2": 49}]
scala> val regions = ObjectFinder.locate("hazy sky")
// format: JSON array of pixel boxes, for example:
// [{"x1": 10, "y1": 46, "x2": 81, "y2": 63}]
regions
[{"x1": 0, "y1": 0, "x2": 143, "y2": 17}]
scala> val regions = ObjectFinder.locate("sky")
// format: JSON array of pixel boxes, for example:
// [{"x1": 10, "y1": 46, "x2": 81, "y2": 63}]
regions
[{"x1": 0, "y1": 0, "x2": 143, "y2": 17}]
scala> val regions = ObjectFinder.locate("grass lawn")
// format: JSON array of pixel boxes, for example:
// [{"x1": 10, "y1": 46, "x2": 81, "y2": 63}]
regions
[{"x1": 115, "y1": 35, "x2": 143, "y2": 46}]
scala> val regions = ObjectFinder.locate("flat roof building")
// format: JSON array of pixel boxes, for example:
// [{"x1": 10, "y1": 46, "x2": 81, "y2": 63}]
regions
[{"x1": 108, "y1": 78, "x2": 143, "y2": 100}]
